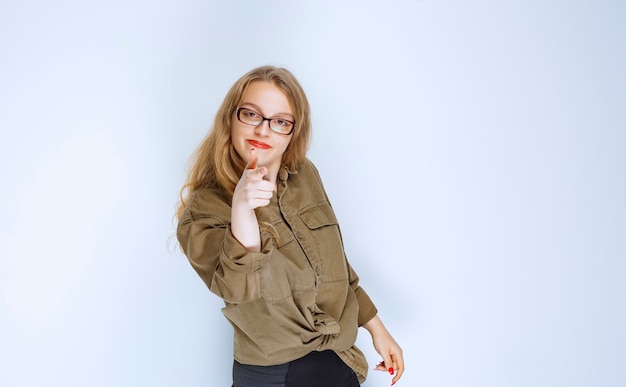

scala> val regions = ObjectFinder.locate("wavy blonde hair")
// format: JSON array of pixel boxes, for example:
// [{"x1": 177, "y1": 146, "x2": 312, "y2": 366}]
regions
[{"x1": 175, "y1": 65, "x2": 312, "y2": 221}]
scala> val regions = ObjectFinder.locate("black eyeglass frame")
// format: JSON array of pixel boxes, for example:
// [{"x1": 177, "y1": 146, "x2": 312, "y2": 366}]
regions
[{"x1": 235, "y1": 107, "x2": 296, "y2": 135}]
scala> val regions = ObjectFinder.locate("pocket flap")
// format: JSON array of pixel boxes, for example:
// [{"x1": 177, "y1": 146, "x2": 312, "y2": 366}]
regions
[{"x1": 298, "y1": 202, "x2": 338, "y2": 229}]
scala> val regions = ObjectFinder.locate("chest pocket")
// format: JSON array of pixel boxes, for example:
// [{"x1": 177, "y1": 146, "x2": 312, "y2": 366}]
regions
[
  {"x1": 298, "y1": 201, "x2": 338, "y2": 229},
  {"x1": 298, "y1": 201, "x2": 347, "y2": 283}
]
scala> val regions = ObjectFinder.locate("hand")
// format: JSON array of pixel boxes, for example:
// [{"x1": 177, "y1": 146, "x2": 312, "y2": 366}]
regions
[
  {"x1": 364, "y1": 315, "x2": 405, "y2": 385},
  {"x1": 232, "y1": 148, "x2": 275, "y2": 211},
  {"x1": 230, "y1": 148, "x2": 274, "y2": 251}
]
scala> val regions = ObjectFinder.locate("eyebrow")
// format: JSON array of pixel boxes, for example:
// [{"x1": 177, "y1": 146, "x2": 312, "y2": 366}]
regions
[{"x1": 240, "y1": 102, "x2": 294, "y2": 119}]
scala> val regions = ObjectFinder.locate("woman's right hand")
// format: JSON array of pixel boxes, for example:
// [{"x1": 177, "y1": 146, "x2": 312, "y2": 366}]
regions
[
  {"x1": 232, "y1": 148, "x2": 275, "y2": 211},
  {"x1": 230, "y1": 148, "x2": 274, "y2": 251}
]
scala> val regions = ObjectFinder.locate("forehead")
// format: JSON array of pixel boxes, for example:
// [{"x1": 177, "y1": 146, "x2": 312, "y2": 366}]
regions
[{"x1": 240, "y1": 81, "x2": 293, "y2": 115}]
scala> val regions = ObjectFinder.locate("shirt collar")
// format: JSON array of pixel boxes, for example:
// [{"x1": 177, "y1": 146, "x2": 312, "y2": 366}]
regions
[{"x1": 278, "y1": 163, "x2": 298, "y2": 182}]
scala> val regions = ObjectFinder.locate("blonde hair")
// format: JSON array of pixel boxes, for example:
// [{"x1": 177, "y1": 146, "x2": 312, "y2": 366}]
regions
[{"x1": 175, "y1": 65, "x2": 312, "y2": 221}]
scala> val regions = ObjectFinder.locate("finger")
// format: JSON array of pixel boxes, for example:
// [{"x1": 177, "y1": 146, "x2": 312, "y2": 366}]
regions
[
  {"x1": 253, "y1": 187, "x2": 274, "y2": 200},
  {"x1": 246, "y1": 148, "x2": 258, "y2": 170},
  {"x1": 374, "y1": 361, "x2": 387, "y2": 371},
  {"x1": 390, "y1": 353, "x2": 404, "y2": 385},
  {"x1": 245, "y1": 166, "x2": 269, "y2": 184},
  {"x1": 383, "y1": 354, "x2": 394, "y2": 377},
  {"x1": 255, "y1": 179, "x2": 274, "y2": 192},
  {"x1": 250, "y1": 198, "x2": 271, "y2": 208}
]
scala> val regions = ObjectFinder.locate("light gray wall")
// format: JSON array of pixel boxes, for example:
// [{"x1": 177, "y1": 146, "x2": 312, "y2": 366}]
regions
[{"x1": 1, "y1": 1, "x2": 624, "y2": 386}]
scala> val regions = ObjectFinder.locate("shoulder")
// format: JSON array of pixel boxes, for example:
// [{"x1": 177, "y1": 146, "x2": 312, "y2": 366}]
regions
[
  {"x1": 283, "y1": 158, "x2": 333, "y2": 205},
  {"x1": 295, "y1": 158, "x2": 323, "y2": 181},
  {"x1": 301, "y1": 157, "x2": 319, "y2": 171},
  {"x1": 180, "y1": 186, "x2": 231, "y2": 224}
]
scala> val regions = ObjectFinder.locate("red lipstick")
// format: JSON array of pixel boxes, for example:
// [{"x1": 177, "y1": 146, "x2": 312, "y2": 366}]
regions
[{"x1": 247, "y1": 139, "x2": 271, "y2": 149}]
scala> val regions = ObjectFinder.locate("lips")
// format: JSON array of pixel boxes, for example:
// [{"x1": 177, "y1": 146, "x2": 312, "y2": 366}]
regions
[{"x1": 247, "y1": 139, "x2": 271, "y2": 149}]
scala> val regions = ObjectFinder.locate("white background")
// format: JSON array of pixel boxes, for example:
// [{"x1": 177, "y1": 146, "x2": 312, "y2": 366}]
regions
[{"x1": 1, "y1": 1, "x2": 625, "y2": 386}]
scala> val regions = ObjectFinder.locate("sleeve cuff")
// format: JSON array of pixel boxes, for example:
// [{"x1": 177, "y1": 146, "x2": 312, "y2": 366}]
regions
[
  {"x1": 354, "y1": 287, "x2": 378, "y2": 326},
  {"x1": 221, "y1": 226, "x2": 272, "y2": 273}
]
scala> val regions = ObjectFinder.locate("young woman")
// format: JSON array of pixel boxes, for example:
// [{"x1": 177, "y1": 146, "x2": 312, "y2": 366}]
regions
[{"x1": 176, "y1": 65, "x2": 404, "y2": 386}]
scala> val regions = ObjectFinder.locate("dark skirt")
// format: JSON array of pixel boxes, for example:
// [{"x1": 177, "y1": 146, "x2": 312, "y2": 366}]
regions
[{"x1": 233, "y1": 350, "x2": 360, "y2": 387}]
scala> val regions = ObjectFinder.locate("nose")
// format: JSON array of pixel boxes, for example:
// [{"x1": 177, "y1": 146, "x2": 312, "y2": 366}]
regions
[{"x1": 254, "y1": 119, "x2": 272, "y2": 137}]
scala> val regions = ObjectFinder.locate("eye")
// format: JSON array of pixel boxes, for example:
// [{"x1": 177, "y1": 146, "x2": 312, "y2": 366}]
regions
[
  {"x1": 274, "y1": 119, "x2": 289, "y2": 128},
  {"x1": 243, "y1": 109, "x2": 260, "y2": 119}
]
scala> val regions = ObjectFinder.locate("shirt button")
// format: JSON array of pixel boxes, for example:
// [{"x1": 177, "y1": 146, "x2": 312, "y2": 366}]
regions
[
  {"x1": 296, "y1": 231, "x2": 303, "y2": 239},
  {"x1": 315, "y1": 266, "x2": 321, "y2": 275}
]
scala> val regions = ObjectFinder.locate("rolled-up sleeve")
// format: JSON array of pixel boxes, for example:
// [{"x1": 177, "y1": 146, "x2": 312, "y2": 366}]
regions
[
  {"x1": 177, "y1": 190, "x2": 273, "y2": 304},
  {"x1": 346, "y1": 262, "x2": 378, "y2": 327}
]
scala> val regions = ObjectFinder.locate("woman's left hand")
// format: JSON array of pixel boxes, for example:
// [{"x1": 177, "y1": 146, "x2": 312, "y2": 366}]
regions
[{"x1": 364, "y1": 315, "x2": 404, "y2": 385}]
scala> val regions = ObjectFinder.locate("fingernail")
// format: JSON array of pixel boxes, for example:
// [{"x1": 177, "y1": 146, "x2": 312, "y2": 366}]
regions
[
  {"x1": 391, "y1": 381, "x2": 396, "y2": 386},
  {"x1": 389, "y1": 367, "x2": 394, "y2": 375}
]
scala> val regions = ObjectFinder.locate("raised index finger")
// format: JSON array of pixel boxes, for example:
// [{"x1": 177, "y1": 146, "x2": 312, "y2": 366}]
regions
[{"x1": 246, "y1": 148, "x2": 258, "y2": 170}]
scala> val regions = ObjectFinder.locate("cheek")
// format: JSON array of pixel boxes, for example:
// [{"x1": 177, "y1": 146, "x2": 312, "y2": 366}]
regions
[
  {"x1": 231, "y1": 124, "x2": 247, "y2": 144},
  {"x1": 231, "y1": 126, "x2": 246, "y2": 156},
  {"x1": 277, "y1": 137, "x2": 292, "y2": 154}
]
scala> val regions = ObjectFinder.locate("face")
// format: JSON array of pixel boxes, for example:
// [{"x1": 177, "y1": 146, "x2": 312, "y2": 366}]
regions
[{"x1": 231, "y1": 81, "x2": 294, "y2": 175}]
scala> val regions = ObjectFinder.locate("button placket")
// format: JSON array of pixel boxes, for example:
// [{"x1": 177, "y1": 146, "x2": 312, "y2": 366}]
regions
[{"x1": 278, "y1": 177, "x2": 321, "y2": 283}]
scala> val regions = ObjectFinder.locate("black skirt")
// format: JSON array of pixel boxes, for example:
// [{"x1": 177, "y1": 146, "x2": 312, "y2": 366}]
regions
[{"x1": 232, "y1": 350, "x2": 360, "y2": 387}]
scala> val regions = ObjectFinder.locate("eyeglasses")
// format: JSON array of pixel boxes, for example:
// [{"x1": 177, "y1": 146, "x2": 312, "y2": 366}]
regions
[{"x1": 236, "y1": 107, "x2": 295, "y2": 135}]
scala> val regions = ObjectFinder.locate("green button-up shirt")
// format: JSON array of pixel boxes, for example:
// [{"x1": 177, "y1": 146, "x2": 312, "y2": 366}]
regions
[{"x1": 177, "y1": 159, "x2": 377, "y2": 382}]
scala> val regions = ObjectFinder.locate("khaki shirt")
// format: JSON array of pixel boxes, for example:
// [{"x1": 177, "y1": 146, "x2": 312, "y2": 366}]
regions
[{"x1": 177, "y1": 159, "x2": 377, "y2": 382}]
